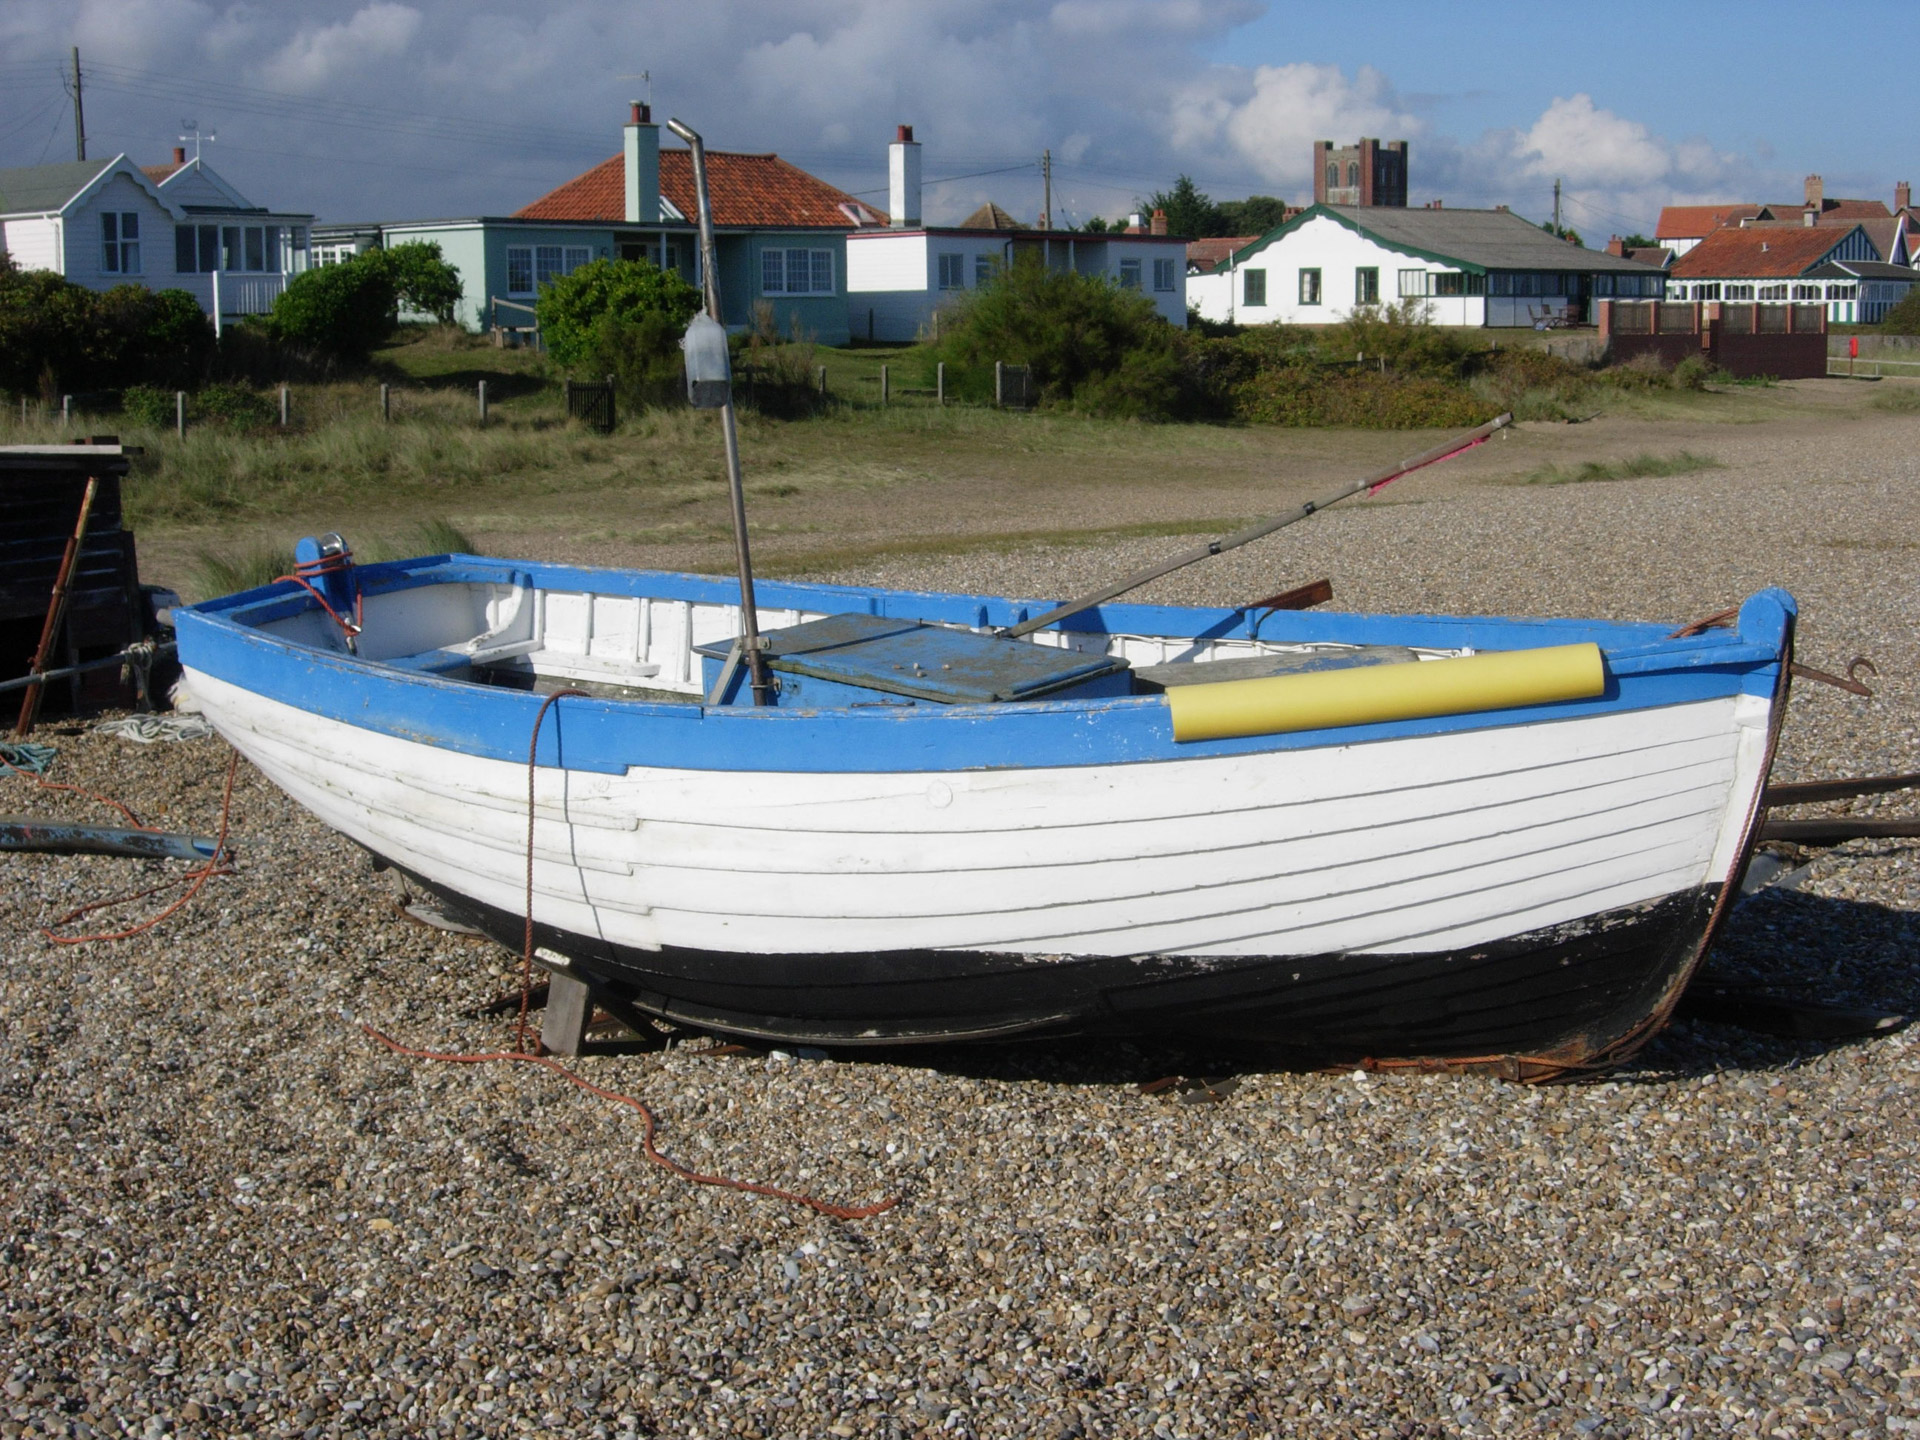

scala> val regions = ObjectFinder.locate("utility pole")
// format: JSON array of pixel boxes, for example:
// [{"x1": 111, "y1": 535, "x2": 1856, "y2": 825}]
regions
[
  {"x1": 1553, "y1": 178, "x2": 1561, "y2": 235},
  {"x1": 69, "y1": 47, "x2": 86, "y2": 161},
  {"x1": 1041, "y1": 148, "x2": 1052, "y2": 230}
]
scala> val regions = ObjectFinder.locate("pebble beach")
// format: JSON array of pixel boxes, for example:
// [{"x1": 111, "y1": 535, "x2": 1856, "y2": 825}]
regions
[{"x1": 4, "y1": 393, "x2": 1919, "y2": 1439}]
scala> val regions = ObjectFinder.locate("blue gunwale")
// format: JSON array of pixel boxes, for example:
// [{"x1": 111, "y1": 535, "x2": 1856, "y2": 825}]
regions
[{"x1": 175, "y1": 556, "x2": 1795, "y2": 776}]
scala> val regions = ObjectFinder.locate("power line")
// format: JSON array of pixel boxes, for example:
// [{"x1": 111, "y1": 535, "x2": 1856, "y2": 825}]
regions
[{"x1": 848, "y1": 161, "x2": 1037, "y2": 198}]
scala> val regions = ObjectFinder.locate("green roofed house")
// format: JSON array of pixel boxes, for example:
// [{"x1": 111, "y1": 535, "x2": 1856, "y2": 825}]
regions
[
  {"x1": 0, "y1": 149, "x2": 313, "y2": 325},
  {"x1": 1186, "y1": 202, "x2": 1667, "y2": 328},
  {"x1": 311, "y1": 104, "x2": 884, "y2": 345}
]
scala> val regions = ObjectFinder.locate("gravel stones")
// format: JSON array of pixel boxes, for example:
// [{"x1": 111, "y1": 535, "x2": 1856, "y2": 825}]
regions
[{"x1": 3, "y1": 400, "x2": 1919, "y2": 1438}]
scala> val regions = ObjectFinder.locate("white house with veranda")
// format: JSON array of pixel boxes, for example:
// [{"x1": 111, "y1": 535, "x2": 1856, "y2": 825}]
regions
[
  {"x1": 0, "y1": 151, "x2": 312, "y2": 324},
  {"x1": 845, "y1": 127, "x2": 1188, "y2": 342},
  {"x1": 1188, "y1": 203, "x2": 1666, "y2": 328}
]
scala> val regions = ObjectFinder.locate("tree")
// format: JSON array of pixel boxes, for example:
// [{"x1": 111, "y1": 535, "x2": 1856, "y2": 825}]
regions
[
  {"x1": 1539, "y1": 219, "x2": 1586, "y2": 248},
  {"x1": 265, "y1": 260, "x2": 398, "y2": 364},
  {"x1": 1618, "y1": 232, "x2": 1655, "y2": 250},
  {"x1": 0, "y1": 255, "x2": 214, "y2": 394},
  {"x1": 1144, "y1": 175, "x2": 1221, "y2": 240},
  {"x1": 533, "y1": 257, "x2": 703, "y2": 370},
  {"x1": 924, "y1": 253, "x2": 1190, "y2": 418},
  {"x1": 1217, "y1": 195, "x2": 1288, "y2": 236},
  {"x1": 362, "y1": 242, "x2": 463, "y2": 323}
]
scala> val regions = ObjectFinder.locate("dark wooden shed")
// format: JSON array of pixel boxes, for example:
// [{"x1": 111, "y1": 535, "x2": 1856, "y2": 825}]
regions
[{"x1": 1, "y1": 443, "x2": 148, "y2": 714}]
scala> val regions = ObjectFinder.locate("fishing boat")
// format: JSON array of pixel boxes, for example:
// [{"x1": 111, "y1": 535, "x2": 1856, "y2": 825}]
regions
[
  {"x1": 173, "y1": 551, "x2": 1794, "y2": 1077},
  {"x1": 171, "y1": 120, "x2": 1794, "y2": 1078}
]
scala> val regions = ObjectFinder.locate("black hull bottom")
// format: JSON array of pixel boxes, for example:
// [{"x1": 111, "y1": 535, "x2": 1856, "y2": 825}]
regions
[{"x1": 391, "y1": 859, "x2": 1719, "y2": 1072}]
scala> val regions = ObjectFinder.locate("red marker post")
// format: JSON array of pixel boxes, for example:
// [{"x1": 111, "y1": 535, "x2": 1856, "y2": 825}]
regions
[{"x1": 1850, "y1": 334, "x2": 1859, "y2": 378}]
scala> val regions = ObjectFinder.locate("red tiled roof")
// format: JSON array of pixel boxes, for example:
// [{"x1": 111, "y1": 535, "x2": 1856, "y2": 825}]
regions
[
  {"x1": 1185, "y1": 236, "x2": 1258, "y2": 273},
  {"x1": 1655, "y1": 204, "x2": 1761, "y2": 240},
  {"x1": 1668, "y1": 224, "x2": 1861, "y2": 279},
  {"x1": 142, "y1": 162, "x2": 185, "y2": 185},
  {"x1": 1625, "y1": 246, "x2": 1672, "y2": 268},
  {"x1": 516, "y1": 148, "x2": 883, "y2": 229}
]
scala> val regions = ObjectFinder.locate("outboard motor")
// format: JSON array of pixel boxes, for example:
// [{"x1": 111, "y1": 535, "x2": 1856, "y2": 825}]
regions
[{"x1": 291, "y1": 532, "x2": 360, "y2": 652}]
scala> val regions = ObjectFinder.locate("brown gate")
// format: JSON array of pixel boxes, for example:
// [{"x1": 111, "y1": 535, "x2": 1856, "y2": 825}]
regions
[{"x1": 564, "y1": 379, "x2": 616, "y2": 435}]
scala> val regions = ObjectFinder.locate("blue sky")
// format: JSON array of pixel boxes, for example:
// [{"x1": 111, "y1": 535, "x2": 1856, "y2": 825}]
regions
[{"x1": 0, "y1": 2, "x2": 1912, "y2": 238}]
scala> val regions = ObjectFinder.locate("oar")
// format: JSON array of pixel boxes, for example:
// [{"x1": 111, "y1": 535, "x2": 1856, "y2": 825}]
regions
[{"x1": 997, "y1": 413, "x2": 1511, "y2": 640}]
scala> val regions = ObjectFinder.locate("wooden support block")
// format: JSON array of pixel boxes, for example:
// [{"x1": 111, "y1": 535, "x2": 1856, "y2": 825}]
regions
[{"x1": 541, "y1": 968, "x2": 593, "y2": 1057}]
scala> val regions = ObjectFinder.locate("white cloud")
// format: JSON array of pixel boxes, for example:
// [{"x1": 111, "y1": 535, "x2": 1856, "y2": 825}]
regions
[
  {"x1": 1217, "y1": 63, "x2": 1422, "y2": 190},
  {"x1": 1514, "y1": 94, "x2": 1668, "y2": 187},
  {"x1": 257, "y1": 3, "x2": 422, "y2": 92}
]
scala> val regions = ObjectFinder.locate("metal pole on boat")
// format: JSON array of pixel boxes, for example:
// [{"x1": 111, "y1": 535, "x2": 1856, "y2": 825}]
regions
[
  {"x1": 999, "y1": 413, "x2": 1513, "y2": 640},
  {"x1": 668, "y1": 116, "x2": 774, "y2": 705}
]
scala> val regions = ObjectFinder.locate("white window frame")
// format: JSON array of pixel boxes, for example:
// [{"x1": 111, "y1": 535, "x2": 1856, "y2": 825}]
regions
[
  {"x1": 937, "y1": 253, "x2": 965, "y2": 290},
  {"x1": 762, "y1": 247, "x2": 836, "y2": 296},
  {"x1": 1152, "y1": 257, "x2": 1176, "y2": 293},
  {"x1": 1398, "y1": 269, "x2": 1430, "y2": 298},
  {"x1": 1119, "y1": 257, "x2": 1143, "y2": 290},
  {"x1": 506, "y1": 247, "x2": 534, "y2": 296},
  {"x1": 101, "y1": 211, "x2": 141, "y2": 274},
  {"x1": 564, "y1": 246, "x2": 591, "y2": 274},
  {"x1": 534, "y1": 245, "x2": 565, "y2": 288},
  {"x1": 1297, "y1": 268, "x2": 1320, "y2": 305}
]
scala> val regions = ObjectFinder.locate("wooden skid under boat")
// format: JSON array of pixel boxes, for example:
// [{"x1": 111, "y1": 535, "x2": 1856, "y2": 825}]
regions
[{"x1": 176, "y1": 555, "x2": 1795, "y2": 1077}]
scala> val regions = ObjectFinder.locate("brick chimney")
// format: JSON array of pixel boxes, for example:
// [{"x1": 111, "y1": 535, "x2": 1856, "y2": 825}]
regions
[
  {"x1": 624, "y1": 102, "x2": 659, "y2": 225},
  {"x1": 1606, "y1": 236, "x2": 1626, "y2": 257},
  {"x1": 1150, "y1": 208, "x2": 1168, "y2": 236},
  {"x1": 888, "y1": 124, "x2": 921, "y2": 228},
  {"x1": 172, "y1": 146, "x2": 186, "y2": 165},
  {"x1": 1898, "y1": 181, "x2": 1912, "y2": 213},
  {"x1": 1804, "y1": 173, "x2": 1824, "y2": 211}
]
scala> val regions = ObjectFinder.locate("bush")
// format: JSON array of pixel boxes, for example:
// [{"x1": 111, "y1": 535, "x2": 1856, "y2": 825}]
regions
[
  {"x1": 195, "y1": 384, "x2": 275, "y2": 428},
  {"x1": 0, "y1": 257, "x2": 214, "y2": 395},
  {"x1": 1236, "y1": 364, "x2": 1492, "y2": 428},
  {"x1": 121, "y1": 384, "x2": 176, "y2": 428},
  {"x1": 362, "y1": 243, "x2": 464, "y2": 324},
  {"x1": 265, "y1": 260, "x2": 398, "y2": 365},
  {"x1": 922, "y1": 254, "x2": 1192, "y2": 417},
  {"x1": 1671, "y1": 355, "x2": 1712, "y2": 391},
  {"x1": 1319, "y1": 300, "x2": 1482, "y2": 379},
  {"x1": 736, "y1": 303, "x2": 822, "y2": 419},
  {"x1": 1878, "y1": 290, "x2": 1920, "y2": 335},
  {"x1": 536, "y1": 258, "x2": 703, "y2": 372}
]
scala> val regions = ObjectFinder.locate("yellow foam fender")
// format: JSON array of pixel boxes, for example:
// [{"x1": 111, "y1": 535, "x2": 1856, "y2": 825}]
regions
[{"x1": 1166, "y1": 643, "x2": 1606, "y2": 743}]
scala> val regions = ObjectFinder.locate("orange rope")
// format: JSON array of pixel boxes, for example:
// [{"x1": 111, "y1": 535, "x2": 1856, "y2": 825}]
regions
[
  {"x1": 40, "y1": 749, "x2": 239, "y2": 945},
  {"x1": 361, "y1": 1024, "x2": 899, "y2": 1220},
  {"x1": 1, "y1": 748, "x2": 147, "y2": 829}
]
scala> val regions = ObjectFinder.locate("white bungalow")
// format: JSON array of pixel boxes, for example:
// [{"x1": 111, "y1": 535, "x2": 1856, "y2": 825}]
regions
[
  {"x1": 0, "y1": 150, "x2": 313, "y2": 325},
  {"x1": 844, "y1": 128, "x2": 1188, "y2": 342},
  {"x1": 1188, "y1": 203, "x2": 1666, "y2": 329}
]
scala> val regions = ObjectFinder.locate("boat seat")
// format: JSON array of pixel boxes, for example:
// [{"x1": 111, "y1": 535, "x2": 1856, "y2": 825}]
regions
[
  {"x1": 381, "y1": 638, "x2": 544, "y2": 675},
  {"x1": 1132, "y1": 645, "x2": 1423, "y2": 692}
]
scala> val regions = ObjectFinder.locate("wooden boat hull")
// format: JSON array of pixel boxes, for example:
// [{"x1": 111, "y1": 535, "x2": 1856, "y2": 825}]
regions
[{"x1": 176, "y1": 559, "x2": 1795, "y2": 1074}]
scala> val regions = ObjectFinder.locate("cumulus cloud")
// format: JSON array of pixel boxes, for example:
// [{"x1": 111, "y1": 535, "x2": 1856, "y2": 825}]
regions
[
  {"x1": 257, "y1": 3, "x2": 423, "y2": 93},
  {"x1": 0, "y1": 2, "x2": 1798, "y2": 232}
]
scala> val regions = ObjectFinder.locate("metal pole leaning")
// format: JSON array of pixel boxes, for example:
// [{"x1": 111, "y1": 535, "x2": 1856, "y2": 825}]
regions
[
  {"x1": 668, "y1": 116, "x2": 774, "y2": 707},
  {"x1": 999, "y1": 414, "x2": 1513, "y2": 640}
]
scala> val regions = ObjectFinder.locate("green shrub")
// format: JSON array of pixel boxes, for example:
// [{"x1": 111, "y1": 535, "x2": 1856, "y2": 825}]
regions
[
  {"x1": 536, "y1": 258, "x2": 703, "y2": 373},
  {"x1": 362, "y1": 243, "x2": 464, "y2": 324},
  {"x1": 1235, "y1": 364, "x2": 1492, "y2": 428},
  {"x1": 121, "y1": 384, "x2": 175, "y2": 428},
  {"x1": 1879, "y1": 290, "x2": 1920, "y2": 335},
  {"x1": 195, "y1": 384, "x2": 274, "y2": 428},
  {"x1": 735, "y1": 303, "x2": 823, "y2": 419},
  {"x1": 922, "y1": 254, "x2": 1192, "y2": 417},
  {"x1": 0, "y1": 257, "x2": 214, "y2": 394},
  {"x1": 1671, "y1": 355, "x2": 1712, "y2": 391},
  {"x1": 1319, "y1": 300, "x2": 1482, "y2": 379},
  {"x1": 266, "y1": 260, "x2": 399, "y2": 365}
]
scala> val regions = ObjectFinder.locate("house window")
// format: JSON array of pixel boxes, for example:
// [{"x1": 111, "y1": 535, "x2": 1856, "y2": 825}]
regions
[
  {"x1": 101, "y1": 212, "x2": 141, "y2": 274},
  {"x1": 762, "y1": 247, "x2": 836, "y2": 295},
  {"x1": 1346, "y1": 162, "x2": 1358, "y2": 188},
  {"x1": 1153, "y1": 257, "x2": 1176, "y2": 292},
  {"x1": 937, "y1": 253, "x2": 965, "y2": 289},
  {"x1": 1326, "y1": 162, "x2": 1338, "y2": 192},
  {"x1": 1697, "y1": 283, "x2": 1722, "y2": 301},
  {"x1": 1119, "y1": 257, "x2": 1142, "y2": 289},
  {"x1": 1434, "y1": 272, "x2": 1468, "y2": 297},
  {"x1": 1726, "y1": 283, "x2": 1755, "y2": 300},
  {"x1": 506, "y1": 247, "x2": 534, "y2": 295},
  {"x1": 564, "y1": 246, "x2": 591, "y2": 274},
  {"x1": 244, "y1": 227, "x2": 265, "y2": 271},
  {"x1": 1791, "y1": 283, "x2": 1819, "y2": 300},
  {"x1": 1758, "y1": 283, "x2": 1788, "y2": 300},
  {"x1": 1243, "y1": 268, "x2": 1267, "y2": 307},
  {"x1": 1354, "y1": 267, "x2": 1379, "y2": 305},
  {"x1": 1398, "y1": 269, "x2": 1429, "y2": 298},
  {"x1": 1296, "y1": 268, "x2": 1319, "y2": 305},
  {"x1": 974, "y1": 254, "x2": 997, "y2": 287},
  {"x1": 535, "y1": 245, "x2": 565, "y2": 286}
]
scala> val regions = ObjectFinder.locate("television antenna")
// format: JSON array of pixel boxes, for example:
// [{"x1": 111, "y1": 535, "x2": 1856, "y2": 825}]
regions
[
  {"x1": 616, "y1": 71, "x2": 652, "y2": 108},
  {"x1": 179, "y1": 120, "x2": 216, "y2": 162}
]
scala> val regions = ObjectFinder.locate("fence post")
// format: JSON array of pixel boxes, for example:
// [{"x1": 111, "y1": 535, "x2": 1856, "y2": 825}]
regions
[
  {"x1": 606, "y1": 374, "x2": 616, "y2": 432},
  {"x1": 564, "y1": 379, "x2": 572, "y2": 420},
  {"x1": 937, "y1": 361, "x2": 945, "y2": 406},
  {"x1": 279, "y1": 385, "x2": 290, "y2": 428},
  {"x1": 175, "y1": 391, "x2": 186, "y2": 440},
  {"x1": 380, "y1": 383, "x2": 390, "y2": 421},
  {"x1": 816, "y1": 365, "x2": 827, "y2": 397},
  {"x1": 61, "y1": 395, "x2": 71, "y2": 429},
  {"x1": 211, "y1": 271, "x2": 222, "y2": 340},
  {"x1": 880, "y1": 364, "x2": 889, "y2": 405},
  {"x1": 478, "y1": 380, "x2": 488, "y2": 426},
  {"x1": 994, "y1": 362, "x2": 1004, "y2": 408}
]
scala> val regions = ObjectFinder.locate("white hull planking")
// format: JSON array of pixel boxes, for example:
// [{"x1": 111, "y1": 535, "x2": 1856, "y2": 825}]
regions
[{"x1": 188, "y1": 670, "x2": 1774, "y2": 962}]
